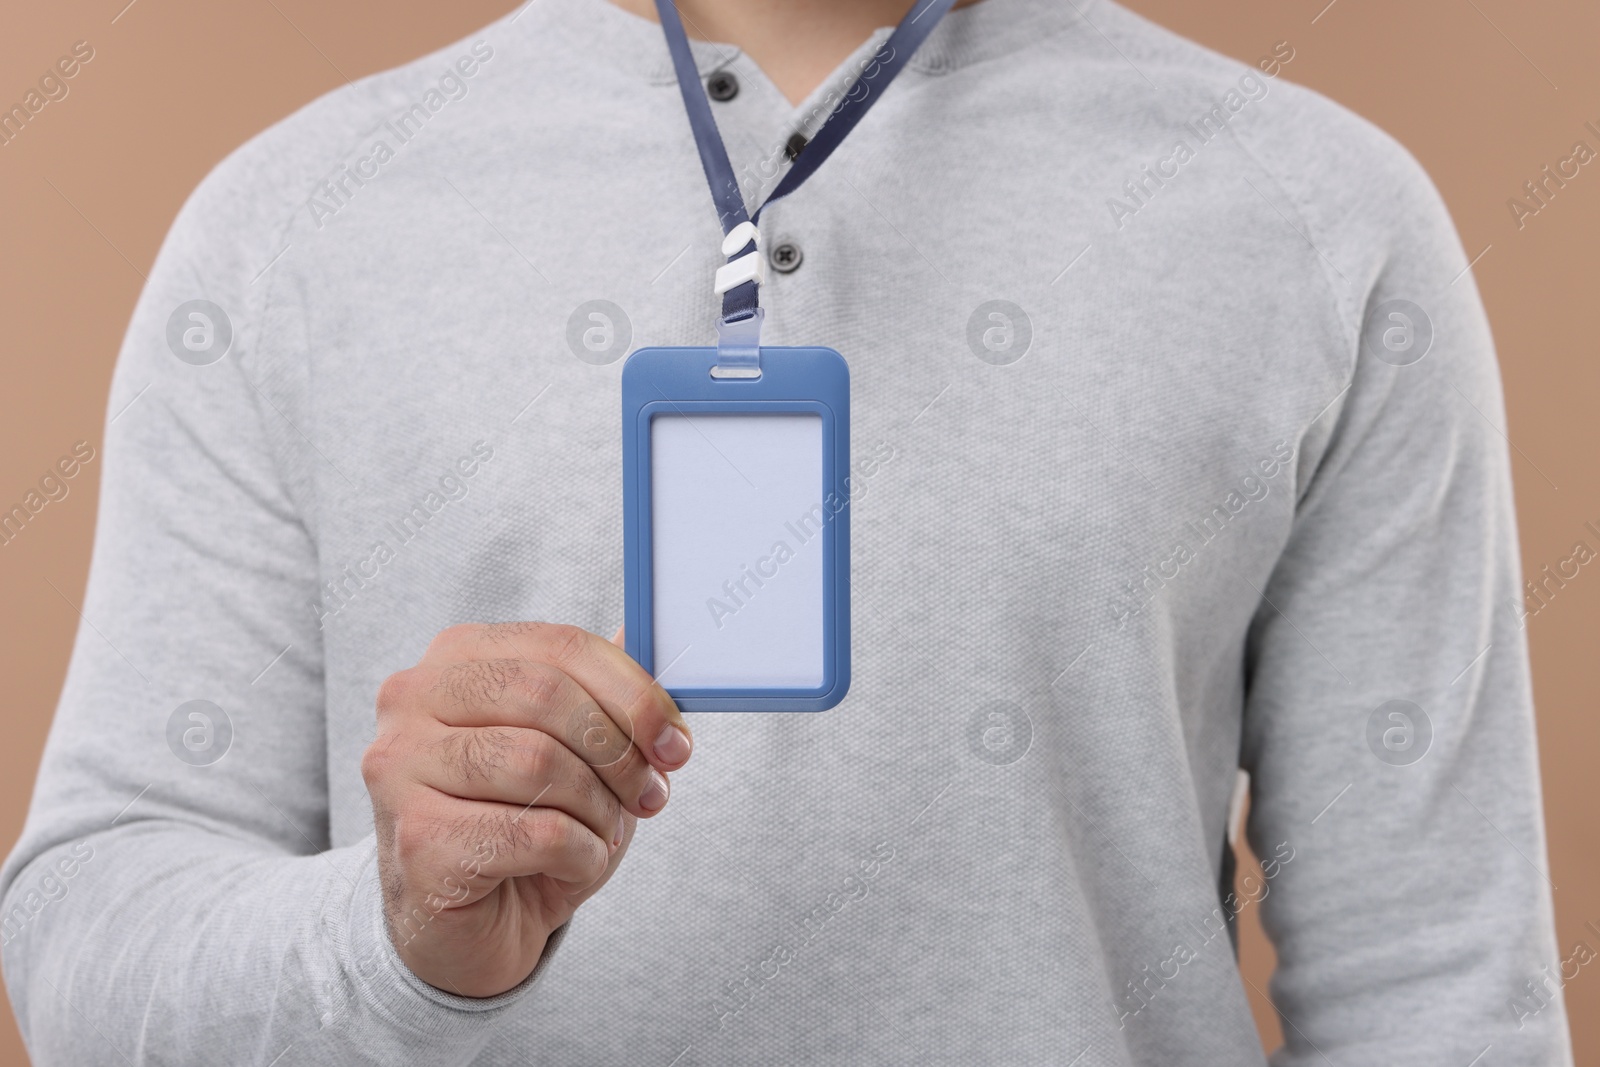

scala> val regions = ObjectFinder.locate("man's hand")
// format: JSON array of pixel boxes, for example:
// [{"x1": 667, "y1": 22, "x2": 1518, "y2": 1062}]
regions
[{"x1": 362, "y1": 622, "x2": 691, "y2": 997}]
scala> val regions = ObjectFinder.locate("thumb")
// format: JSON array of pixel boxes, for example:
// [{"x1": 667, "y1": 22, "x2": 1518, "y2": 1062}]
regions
[{"x1": 610, "y1": 624, "x2": 624, "y2": 648}]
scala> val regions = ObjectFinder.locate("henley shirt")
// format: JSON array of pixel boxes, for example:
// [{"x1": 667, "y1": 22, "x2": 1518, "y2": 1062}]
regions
[{"x1": 0, "y1": 0, "x2": 1573, "y2": 1063}]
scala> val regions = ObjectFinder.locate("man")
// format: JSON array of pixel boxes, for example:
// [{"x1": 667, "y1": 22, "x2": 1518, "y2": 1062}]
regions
[{"x1": 1, "y1": 0, "x2": 1573, "y2": 1062}]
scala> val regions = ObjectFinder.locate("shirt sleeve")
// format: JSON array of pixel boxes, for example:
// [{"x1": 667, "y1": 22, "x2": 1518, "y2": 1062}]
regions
[
  {"x1": 1238, "y1": 134, "x2": 1573, "y2": 1064},
  {"x1": 0, "y1": 130, "x2": 562, "y2": 1065}
]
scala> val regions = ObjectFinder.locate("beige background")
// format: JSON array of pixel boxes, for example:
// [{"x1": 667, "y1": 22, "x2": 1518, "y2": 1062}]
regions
[{"x1": 1, "y1": 0, "x2": 1595, "y2": 1062}]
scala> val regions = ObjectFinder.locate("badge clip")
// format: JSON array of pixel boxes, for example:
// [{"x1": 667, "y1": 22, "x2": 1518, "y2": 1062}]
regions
[{"x1": 712, "y1": 307, "x2": 763, "y2": 379}]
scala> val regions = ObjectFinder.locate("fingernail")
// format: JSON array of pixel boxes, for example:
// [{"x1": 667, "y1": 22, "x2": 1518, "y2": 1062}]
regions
[
  {"x1": 612, "y1": 811, "x2": 625, "y2": 848},
  {"x1": 639, "y1": 768, "x2": 670, "y2": 813},
  {"x1": 653, "y1": 724, "x2": 692, "y2": 766}
]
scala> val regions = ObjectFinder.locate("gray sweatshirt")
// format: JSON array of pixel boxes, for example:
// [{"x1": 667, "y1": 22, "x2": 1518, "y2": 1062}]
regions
[{"x1": 0, "y1": 0, "x2": 1572, "y2": 1062}]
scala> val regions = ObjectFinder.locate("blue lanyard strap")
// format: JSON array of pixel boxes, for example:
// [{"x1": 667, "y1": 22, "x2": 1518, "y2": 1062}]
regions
[{"x1": 653, "y1": 0, "x2": 957, "y2": 370}]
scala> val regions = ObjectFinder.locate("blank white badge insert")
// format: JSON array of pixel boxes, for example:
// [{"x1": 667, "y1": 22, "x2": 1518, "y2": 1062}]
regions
[{"x1": 650, "y1": 413, "x2": 825, "y2": 689}]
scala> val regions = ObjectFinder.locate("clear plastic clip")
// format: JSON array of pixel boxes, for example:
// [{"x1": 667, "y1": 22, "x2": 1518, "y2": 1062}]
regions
[{"x1": 712, "y1": 308, "x2": 763, "y2": 379}]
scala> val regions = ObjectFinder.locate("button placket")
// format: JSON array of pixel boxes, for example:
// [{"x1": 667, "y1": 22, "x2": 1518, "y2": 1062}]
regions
[{"x1": 693, "y1": 59, "x2": 829, "y2": 287}]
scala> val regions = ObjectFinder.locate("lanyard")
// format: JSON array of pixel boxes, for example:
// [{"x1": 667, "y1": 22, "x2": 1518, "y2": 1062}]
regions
[{"x1": 653, "y1": 0, "x2": 957, "y2": 373}]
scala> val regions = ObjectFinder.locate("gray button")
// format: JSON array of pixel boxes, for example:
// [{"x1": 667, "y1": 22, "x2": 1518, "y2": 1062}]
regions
[
  {"x1": 706, "y1": 71, "x2": 738, "y2": 101},
  {"x1": 769, "y1": 241, "x2": 802, "y2": 273},
  {"x1": 784, "y1": 133, "x2": 808, "y2": 161}
]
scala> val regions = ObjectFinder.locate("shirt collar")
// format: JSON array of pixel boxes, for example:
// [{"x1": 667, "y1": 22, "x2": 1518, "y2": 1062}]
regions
[{"x1": 535, "y1": 0, "x2": 1099, "y2": 84}]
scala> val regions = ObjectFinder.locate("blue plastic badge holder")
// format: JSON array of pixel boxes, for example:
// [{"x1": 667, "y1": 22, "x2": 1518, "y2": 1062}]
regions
[{"x1": 623, "y1": 345, "x2": 850, "y2": 712}]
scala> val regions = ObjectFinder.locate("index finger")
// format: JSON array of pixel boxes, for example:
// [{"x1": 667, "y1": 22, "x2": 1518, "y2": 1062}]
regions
[{"x1": 428, "y1": 622, "x2": 692, "y2": 771}]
